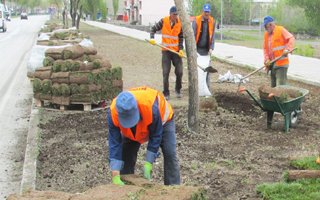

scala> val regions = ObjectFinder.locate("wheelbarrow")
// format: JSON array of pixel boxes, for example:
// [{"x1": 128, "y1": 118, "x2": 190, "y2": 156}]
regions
[{"x1": 240, "y1": 85, "x2": 309, "y2": 132}]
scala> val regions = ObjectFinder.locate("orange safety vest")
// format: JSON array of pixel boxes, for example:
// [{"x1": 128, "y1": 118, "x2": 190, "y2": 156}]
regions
[
  {"x1": 110, "y1": 86, "x2": 174, "y2": 144},
  {"x1": 162, "y1": 16, "x2": 182, "y2": 52},
  {"x1": 264, "y1": 25, "x2": 289, "y2": 66},
  {"x1": 195, "y1": 15, "x2": 215, "y2": 47}
]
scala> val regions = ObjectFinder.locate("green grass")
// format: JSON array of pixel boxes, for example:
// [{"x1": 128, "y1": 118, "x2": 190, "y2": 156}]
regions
[
  {"x1": 295, "y1": 44, "x2": 315, "y2": 57},
  {"x1": 216, "y1": 29, "x2": 317, "y2": 57},
  {"x1": 257, "y1": 179, "x2": 320, "y2": 200},
  {"x1": 290, "y1": 156, "x2": 320, "y2": 170},
  {"x1": 256, "y1": 156, "x2": 320, "y2": 200}
]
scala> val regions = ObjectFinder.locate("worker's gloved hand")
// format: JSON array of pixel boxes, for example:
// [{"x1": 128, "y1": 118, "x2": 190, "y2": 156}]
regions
[
  {"x1": 264, "y1": 59, "x2": 271, "y2": 70},
  {"x1": 143, "y1": 161, "x2": 153, "y2": 180},
  {"x1": 112, "y1": 175, "x2": 125, "y2": 185},
  {"x1": 149, "y1": 39, "x2": 156, "y2": 45},
  {"x1": 283, "y1": 49, "x2": 290, "y2": 56},
  {"x1": 178, "y1": 50, "x2": 184, "y2": 58}
]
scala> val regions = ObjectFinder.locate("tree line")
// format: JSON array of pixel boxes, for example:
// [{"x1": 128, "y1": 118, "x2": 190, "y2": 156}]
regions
[{"x1": 189, "y1": 0, "x2": 320, "y2": 36}]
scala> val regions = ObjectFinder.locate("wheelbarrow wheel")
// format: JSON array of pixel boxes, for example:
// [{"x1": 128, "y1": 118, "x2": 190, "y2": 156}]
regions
[{"x1": 290, "y1": 107, "x2": 302, "y2": 127}]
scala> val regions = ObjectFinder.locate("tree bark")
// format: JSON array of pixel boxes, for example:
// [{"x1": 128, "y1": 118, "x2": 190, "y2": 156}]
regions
[
  {"x1": 76, "y1": 5, "x2": 83, "y2": 29},
  {"x1": 63, "y1": 0, "x2": 68, "y2": 28},
  {"x1": 287, "y1": 170, "x2": 320, "y2": 181},
  {"x1": 174, "y1": 0, "x2": 199, "y2": 133}
]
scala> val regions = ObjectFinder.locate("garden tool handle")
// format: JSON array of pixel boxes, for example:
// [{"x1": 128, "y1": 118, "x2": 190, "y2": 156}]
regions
[
  {"x1": 145, "y1": 39, "x2": 186, "y2": 58},
  {"x1": 145, "y1": 39, "x2": 210, "y2": 72},
  {"x1": 241, "y1": 48, "x2": 297, "y2": 81}
]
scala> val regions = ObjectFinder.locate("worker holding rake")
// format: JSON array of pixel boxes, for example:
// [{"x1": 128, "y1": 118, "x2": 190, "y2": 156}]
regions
[
  {"x1": 107, "y1": 86, "x2": 180, "y2": 186},
  {"x1": 263, "y1": 16, "x2": 295, "y2": 87},
  {"x1": 149, "y1": 6, "x2": 184, "y2": 100}
]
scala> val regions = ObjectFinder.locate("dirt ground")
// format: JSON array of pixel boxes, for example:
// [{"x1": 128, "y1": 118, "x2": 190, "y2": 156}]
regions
[{"x1": 35, "y1": 23, "x2": 320, "y2": 199}]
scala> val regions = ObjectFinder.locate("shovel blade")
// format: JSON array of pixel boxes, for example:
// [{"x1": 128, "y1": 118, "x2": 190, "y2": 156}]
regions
[{"x1": 205, "y1": 66, "x2": 218, "y2": 73}]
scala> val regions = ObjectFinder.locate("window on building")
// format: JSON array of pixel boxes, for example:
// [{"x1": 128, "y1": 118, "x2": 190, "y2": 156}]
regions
[{"x1": 139, "y1": 1, "x2": 142, "y2": 10}]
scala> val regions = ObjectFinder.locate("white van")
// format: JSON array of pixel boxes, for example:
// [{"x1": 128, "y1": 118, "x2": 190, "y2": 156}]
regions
[{"x1": 0, "y1": 3, "x2": 7, "y2": 32}]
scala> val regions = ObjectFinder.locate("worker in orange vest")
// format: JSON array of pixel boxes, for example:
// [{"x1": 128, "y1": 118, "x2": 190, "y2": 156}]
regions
[
  {"x1": 192, "y1": 3, "x2": 216, "y2": 91},
  {"x1": 192, "y1": 3, "x2": 216, "y2": 57},
  {"x1": 149, "y1": 6, "x2": 184, "y2": 100},
  {"x1": 263, "y1": 16, "x2": 295, "y2": 87},
  {"x1": 107, "y1": 86, "x2": 180, "y2": 186}
]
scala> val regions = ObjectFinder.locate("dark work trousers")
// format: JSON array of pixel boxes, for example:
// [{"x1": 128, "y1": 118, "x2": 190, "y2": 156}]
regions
[
  {"x1": 271, "y1": 65, "x2": 288, "y2": 87},
  {"x1": 162, "y1": 50, "x2": 183, "y2": 96},
  {"x1": 120, "y1": 119, "x2": 180, "y2": 185}
]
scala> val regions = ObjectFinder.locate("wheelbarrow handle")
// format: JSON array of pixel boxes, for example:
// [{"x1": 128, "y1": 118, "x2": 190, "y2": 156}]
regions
[{"x1": 239, "y1": 88, "x2": 265, "y2": 111}]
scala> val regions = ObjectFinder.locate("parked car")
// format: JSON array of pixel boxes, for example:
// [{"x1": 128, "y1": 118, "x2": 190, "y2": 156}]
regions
[{"x1": 21, "y1": 12, "x2": 28, "y2": 20}]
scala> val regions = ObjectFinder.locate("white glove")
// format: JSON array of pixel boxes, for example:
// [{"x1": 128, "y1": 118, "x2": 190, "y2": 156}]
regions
[
  {"x1": 283, "y1": 49, "x2": 290, "y2": 56},
  {"x1": 209, "y1": 49, "x2": 213, "y2": 56}
]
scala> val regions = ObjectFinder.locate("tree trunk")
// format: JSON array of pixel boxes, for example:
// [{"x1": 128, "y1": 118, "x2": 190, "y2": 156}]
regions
[
  {"x1": 76, "y1": 5, "x2": 83, "y2": 29},
  {"x1": 287, "y1": 170, "x2": 320, "y2": 181},
  {"x1": 64, "y1": 0, "x2": 68, "y2": 28},
  {"x1": 174, "y1": 0, "x2": 199, "y2": 133}
]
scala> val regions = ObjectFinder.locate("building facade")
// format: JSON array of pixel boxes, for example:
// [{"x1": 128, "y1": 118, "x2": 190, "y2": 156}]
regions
[
  {"x1": 124, "y1": 0, "x2": 174, "y2": 25},
  {"x1": 106, "y1": 0, "x2": 126, "y2": 20}
]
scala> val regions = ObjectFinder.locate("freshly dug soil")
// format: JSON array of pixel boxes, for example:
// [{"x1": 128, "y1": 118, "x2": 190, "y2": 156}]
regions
[
  {"x1": 258, "y1": 84, "x2": 303, "y2": 102},
  {"x1": 35, "y1": 23, "x2": 320, "y2": 200}
]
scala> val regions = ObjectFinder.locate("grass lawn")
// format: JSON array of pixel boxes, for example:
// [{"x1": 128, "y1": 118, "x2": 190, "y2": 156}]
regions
[
  {"x1": 256, "y1": 156, "x2": 320, "y2": 200},
  {"x1": 215, "y1": 29, "x2": 319, "y2": 58}
]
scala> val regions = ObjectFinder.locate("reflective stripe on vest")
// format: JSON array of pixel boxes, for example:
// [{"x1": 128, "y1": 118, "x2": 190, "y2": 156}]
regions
[
  {"x1": 110, "y1": 87, "x2": 174, "y2": 144},
  {"x1": 264, "y1": 25, "x2": 289, "y2": 66},
  {"x1": 161, "y1": 16, "x2": 181, "y2": 52},
  {"x1": 157, "y1": 95, "x2": 172, "y2": 125},
  {"x1": 195, "y1": 15, "x2": 215, "y2": 46},
  {"x1": 162, "y1": 35, "x2": 179, "y2": 39}
]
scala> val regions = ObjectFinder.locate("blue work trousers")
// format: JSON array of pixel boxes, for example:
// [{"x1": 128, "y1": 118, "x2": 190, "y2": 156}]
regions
[{"x1": 120, "y1": 119, "x2": 180, "y2": 185}]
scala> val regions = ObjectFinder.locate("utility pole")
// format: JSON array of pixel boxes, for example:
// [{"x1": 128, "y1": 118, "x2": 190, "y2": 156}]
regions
[{"x1": 220, "y1": 0, "x2": 223, "y2": 41}]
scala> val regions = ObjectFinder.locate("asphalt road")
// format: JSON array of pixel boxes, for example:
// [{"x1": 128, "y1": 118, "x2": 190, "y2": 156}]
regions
[{"x1": 0, "y1": 15, "x2": 48, "y2": 199}]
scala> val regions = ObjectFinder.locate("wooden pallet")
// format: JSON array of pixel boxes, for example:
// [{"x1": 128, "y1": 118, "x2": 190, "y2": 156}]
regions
[{"x1": 34, "y1": 98, "x2": 107, "y2": 111}]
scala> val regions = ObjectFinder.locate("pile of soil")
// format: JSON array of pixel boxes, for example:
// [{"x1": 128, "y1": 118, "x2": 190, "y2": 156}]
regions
[
  {"x1": 258, "y1": 85, "x2": 303, "y2": 102},
  {"x1": 33, "y1": 23, "x2": 320, "y2": 199},
  {"x1": 10, "y1": 175, "x2": 205, "y2": 200}
]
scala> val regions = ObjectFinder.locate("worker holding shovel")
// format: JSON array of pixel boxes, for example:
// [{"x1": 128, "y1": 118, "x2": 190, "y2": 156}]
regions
[
  {"x1": 107, "y1": 86, "x2": 180, "y2": 186},
  {"x1": 263, "y1": 16, "x2": 295, "y2": 87},
  {"x1": 149, "y1": 6, "x2": 184, "y2": 100}
]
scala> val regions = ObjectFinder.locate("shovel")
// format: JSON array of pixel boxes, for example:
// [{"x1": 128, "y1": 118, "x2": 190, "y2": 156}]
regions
[
  {"x1": 238, "y1": 48, "x2": 297, "y2": 90},
  {"x1": 145, "y1": 39, "x2": 218, "y2": 73}
]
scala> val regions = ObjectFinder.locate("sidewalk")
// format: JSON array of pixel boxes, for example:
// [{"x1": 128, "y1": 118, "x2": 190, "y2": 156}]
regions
[{"x1": 85, "y1": 21, "x2": 320, "y2": 87}]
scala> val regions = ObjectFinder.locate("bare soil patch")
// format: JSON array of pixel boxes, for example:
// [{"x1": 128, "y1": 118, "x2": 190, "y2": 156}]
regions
[{"x1": 35, "y1": 23, "x2": 320, "y2": 199}]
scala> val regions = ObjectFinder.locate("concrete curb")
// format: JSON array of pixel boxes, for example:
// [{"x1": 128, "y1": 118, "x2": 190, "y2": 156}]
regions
[
  {"x1": 20, "y1": 98, "x2": 39, "y2": 193},
  {"x1": 213, "y1": 55, "x2": 320, "y2": 87}
]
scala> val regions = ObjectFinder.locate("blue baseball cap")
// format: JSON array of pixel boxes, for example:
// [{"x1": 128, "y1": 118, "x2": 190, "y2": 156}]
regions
[
  {"x1": 203, "y1": 4, "x2": 211, "y2": 12},
  {"x1": 169, "y1": 6, "x2": 177, "y2": 14},
  {"x1": 263, "y1": 16, "x2": 274, "y2": 27},
  {"x1": 116, "y1": 91, "x2": 140, "y2": 128}
]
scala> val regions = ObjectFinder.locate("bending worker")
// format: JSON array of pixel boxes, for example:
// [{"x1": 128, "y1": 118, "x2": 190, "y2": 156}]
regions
[
  {"x1": 149, "y1": 6, "x2": 184, "y2": 100},
  {"x1": 263, "y1": 15, "x2": 295, "y2": 87},
  {"x1": 107, "y1": 86, "x2": 180, "y2": 186}
]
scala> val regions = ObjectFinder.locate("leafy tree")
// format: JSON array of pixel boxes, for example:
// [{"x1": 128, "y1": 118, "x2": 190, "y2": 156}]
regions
[
  {"x1": 112, "y1": 0, "x2": 118, "y2": 19},
  {"x1": 287, "y1": 0, "x2": 320, "y2": 27},
  {"x1": 287, "y1": 0, "x2": 320, "y2": 34},
  {"x1": 82, "y1": 0, "x2": 106, "y2": 21}
]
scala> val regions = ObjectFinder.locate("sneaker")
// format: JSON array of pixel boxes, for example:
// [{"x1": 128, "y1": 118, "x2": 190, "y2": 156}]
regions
[{"x1": 176, "y1": 91, "x2": 182, "y2": 98}]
